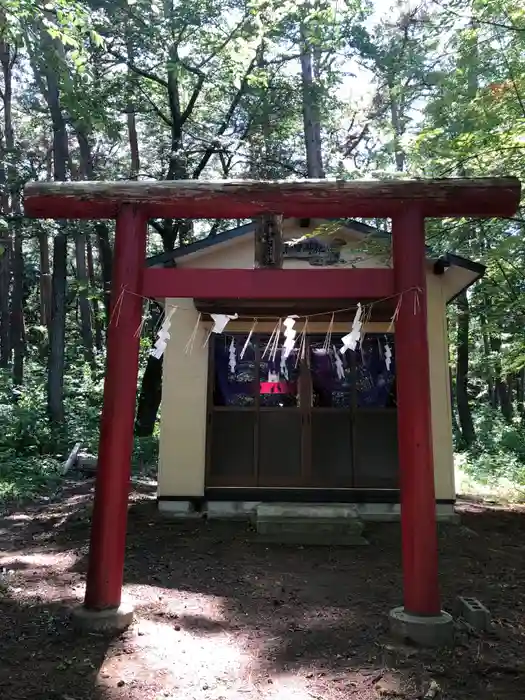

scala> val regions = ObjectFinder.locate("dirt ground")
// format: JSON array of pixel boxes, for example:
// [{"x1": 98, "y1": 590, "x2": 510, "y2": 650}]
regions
[{"x1": 0, "y1": 479, "x2": 524, "y2": 700}]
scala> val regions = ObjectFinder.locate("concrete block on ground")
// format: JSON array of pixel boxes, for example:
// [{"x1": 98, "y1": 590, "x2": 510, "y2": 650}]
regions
[
  {"x1": 389, "y1": 607, "x2": 454, "y2": 647},
  {"x1": 455, "y1": 596, "x2": 491, "y2": 631}
]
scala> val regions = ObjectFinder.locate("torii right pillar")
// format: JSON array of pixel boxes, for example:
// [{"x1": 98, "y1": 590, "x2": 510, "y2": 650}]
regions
[{"x1": 389, "y1": 208, "x2": 454, "y2": 647}]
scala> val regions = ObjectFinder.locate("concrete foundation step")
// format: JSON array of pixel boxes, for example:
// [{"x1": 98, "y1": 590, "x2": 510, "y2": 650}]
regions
[{"x1": 255, "y1": 503, "x2": 368, "y2": 545}]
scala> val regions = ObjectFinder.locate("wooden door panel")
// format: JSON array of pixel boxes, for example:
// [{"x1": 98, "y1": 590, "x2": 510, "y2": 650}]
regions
[
  {"x1": 208, "y1": 410, "x2": 256, "y2": 486},
  {"x1": 257, "y1": 410, "x2": 303, "y2": 486},
  {"x1": 353, "y1": 410, "x2": 399, "y2": 488},
  {"x1": 310, "y1": 410, "x2": 353, "y2": 487}
]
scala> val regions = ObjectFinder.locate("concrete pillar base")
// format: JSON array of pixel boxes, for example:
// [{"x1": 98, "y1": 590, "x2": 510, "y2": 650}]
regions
[
  {"x1": 71, "y1": 601, "x2": 134, "y2": 633},
  {"x1": 389, "y1": 606, "x2": 454, "y2": 647}
]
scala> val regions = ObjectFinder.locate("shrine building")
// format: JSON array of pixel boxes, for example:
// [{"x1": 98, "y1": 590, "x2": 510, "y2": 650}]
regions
[{"x1": 151, "y1": 217, "x2": 483, "y2": 521}]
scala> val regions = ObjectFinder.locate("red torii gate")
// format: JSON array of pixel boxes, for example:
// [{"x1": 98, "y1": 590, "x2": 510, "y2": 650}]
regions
[{"x1": 24, "y1": 178, "x2": 521, "y2": 642}]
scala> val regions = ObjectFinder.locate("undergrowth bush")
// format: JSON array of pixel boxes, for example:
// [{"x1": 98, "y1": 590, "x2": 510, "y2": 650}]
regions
[
  {"x1": 456, "y1": 404, "x2": 525, "y2": 488},
  {"x1": 0, "y1": 454, "x2": 64, "y2": 501},
  {"x1": 0, "y1": 342, "x2": 159, "y2": 503}
]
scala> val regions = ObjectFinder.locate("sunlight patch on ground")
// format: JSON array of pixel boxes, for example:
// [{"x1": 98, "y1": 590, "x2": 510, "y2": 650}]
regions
[
  {"x1": 0, "y1": 550, "x2": 77, "y2": 569},
  {"x1": 2, "y1": 512, "x2": 33, "y2": 521},
  {"x1": 125, "y1": 584, "x2": 231, "y2": 619},
  {"x1": 98, "y1": 616, "x2": 321, "y2": 699},
  {"x1": 265, "y1": 674, "x2": 318, "y2": 700},
  {"x1": 0, "y1": 549, "x2": 81, "y2": 602},
  {"x1": 100, "y1": 615, "x2": 252, "y2": 696}
]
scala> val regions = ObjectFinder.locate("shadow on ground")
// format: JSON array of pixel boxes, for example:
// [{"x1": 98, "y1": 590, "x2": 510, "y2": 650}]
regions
[
  {"x1": 1, "y1": 479, "x2": 525, "y2": 699},
  {"x1": 0, "y1": 593, "x2": 114, "y2": 700}
]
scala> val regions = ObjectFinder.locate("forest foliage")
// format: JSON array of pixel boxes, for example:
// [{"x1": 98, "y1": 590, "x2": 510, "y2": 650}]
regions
[{"x1": 0, "y1": 0, "x2": 525, "y2": 500}]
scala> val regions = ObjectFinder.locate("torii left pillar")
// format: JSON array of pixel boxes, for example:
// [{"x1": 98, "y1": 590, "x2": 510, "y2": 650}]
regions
[{"x1": 72, "y1": 204, "x2": 147, "y2": 632}]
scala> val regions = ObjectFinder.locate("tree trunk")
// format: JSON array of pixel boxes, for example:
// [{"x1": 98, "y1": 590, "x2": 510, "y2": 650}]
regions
[
  {"x1": 38, "y1": 230, "x2": 52, "y2": 329},
  {"x1": 48, "y1": 228, "x2": 67, "y2": 425},
  {"x1": 517, "y1": 368, "x2": 525, "y2": 419},
  {"x1": 389, "y1": 88, "x2": 405, "y2": 172},
  {"x1": 498, "y1": 377, "x2": 513, "y2": 422},
  {"x1": 73, "y1": 123, "x2": 98, "y2": 362},
  {"x1": 72, "y1": 122, "x2": 110, "y2": 347},
  {"x1": 0, "y1": 61, "x2": 10, "y2": 368},
  {"x1": 74, "y1": 230, "x2": 95, "y2": 367},
  {"x1": 37, "y1": 140, "x2": 53, "y2": 330},
  {"x1": 454, "y1": 34, "x2": 478, "y2": 444},
  {"x1": 479, "y1": 312, "x2": 496, "y2": 406},
  {"x1": 490, "y1": 335, "x2": 513, "y2": 422},
  {"x1": 456, "y1": 291, "x2": 475, "y2": 446},
  {"x1": 94, "y1": 222, "x2": 113, "y2": 324},
  {"x1": 449, "y1": 366, "x2": 461, "y2": 440},
  {"x1": 0, "y1": 231, "x2": 11, "y2": 368},
  {"x1": 135, "y1": 355, "x2": 164, "y2": 436},
  {"x1": 34, "y1": 25, "x2": 70, "y2": 426},
  {"x1": 133, "y1": 23, "x2": 255, "y2": 435},
  {"x1": 502, "y1": 375, "x2": 514, "y2": 420},
  {"x1": 10, "y1": 220, "x2": 24, "y2": 385},
  {"x1": 135, "y1": 31, "x2": 186, "y2": 435},
  {"x1": 0, "y1": 126, "x2": 10, "y2": 367},
  {"x1": 300, "y1": 25, "x2": 325, "y2": 179},
  {"x1": 126, "y1": 27, "x2": 140, "y2": 179},
  {"x1": 1, "y1": 40, "x2": 24, "y2": 383},
  {"x1": 86, "y1": 233, "x2": 103, "y2": 350}
]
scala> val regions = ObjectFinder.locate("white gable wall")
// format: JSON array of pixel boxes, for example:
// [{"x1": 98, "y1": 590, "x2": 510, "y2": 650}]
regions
[{"x1": 176, "y1": 220, "x2": 391, "y2": 270}]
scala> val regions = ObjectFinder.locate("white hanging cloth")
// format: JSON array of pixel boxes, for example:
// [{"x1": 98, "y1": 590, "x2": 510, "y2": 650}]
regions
[
  {"x1": 210, "y1": 313, "x2": 238, "y2": 334},
  {"x1": 228, "y1": 337, "x2": 237, "y2": 373},
  {"x1": 280, "y1": 349, "x2": 290, "y2": 379},
  {"x1": 240, "y1": 320, "x2": 257, "y2": 359},
  {"x1": 150, "y1": 306, "x2": 177, "y2": 359},
  {"x1": 385, "y1": 342, "x2": 392, "y2": 371},
  {"x1": 282, "y1": 315, "x2": 298, "y2": 359},
  {"x1": 333, "y1": 344, "x2": 345, "y2": 380},
  {"x1": 341, "y1": 303, "x2": 363, "y2": 354}
]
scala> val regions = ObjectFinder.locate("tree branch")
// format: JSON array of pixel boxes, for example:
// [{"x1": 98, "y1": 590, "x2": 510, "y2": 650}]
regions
[
  {"x1": 149, "y1": 218, "x2": 166, "y2": 236},
  {"x1": 235, "y1": 156, "x2": 306, "y2": 177},
  {"x1": 439, "y1": 145, "x2": 525, "y2": 177},
  {"x1": 179, "y1": 64, "x2": 206, "y2": 126},
  {"x1": 136, "y1": 83, "x2": 172, "y2": 127},
  {"x1": 426, "y1": 2, "x2": 525, "y2": 33},
  {"x1": 195, "y1": 15, "x2": 248, "y2": 69},
  {"x1": 107, "y1": 48, "x2": 168, "y2": 87},
  {"x1": 191, "y1": 58, "x2": 257, "y2": 179}
]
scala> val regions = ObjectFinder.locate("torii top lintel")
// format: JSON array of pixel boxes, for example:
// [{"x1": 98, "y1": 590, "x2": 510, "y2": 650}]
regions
[{"x1": 23, "y1": 177, "x2": 521, "y2": 220}]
